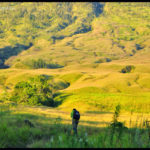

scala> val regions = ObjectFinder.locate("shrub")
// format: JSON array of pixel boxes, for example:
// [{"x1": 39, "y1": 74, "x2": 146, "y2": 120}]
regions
[
  {"x1": 121, "y1": 65, "x2": 135, "y2": 73},
  {"x1": 94, "y1": 58, "x2": 112, "y2": 63},
  {"x1": 23, "y1": 59, "x2": 64, "y2": 69},
  {"x1": 10, "y1": 75, "x2": 54, "y2": 106},
  {"x1": 110, "y1": 105, "x2": 127, "y2": 131},
  {"x1": 136, "y1": 44, "x2": 144, "y2": 50}
]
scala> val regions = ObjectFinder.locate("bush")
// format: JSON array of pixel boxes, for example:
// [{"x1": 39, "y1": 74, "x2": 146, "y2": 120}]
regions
[
  {"x1": 94, "y1": 58, "x2": 112, "y2": 63},
  {"x1": 23, "y1": 59, "x2": 64, "y2": 69},
  {"x1": 121, "y1": 65, "x2": 135, "y2": 73},
  {"x1": 109, "y1": 104, "x2": 128, "y2": 142},
  {"x1": 10, "y1": 75, "x2": 54, "y2": 106},
  {"x1": 136, "y1": 44, "x2": 144, "y2": 50},
  {"x1": 110, "y1": 105, "x2": 126, "y2": 129}
]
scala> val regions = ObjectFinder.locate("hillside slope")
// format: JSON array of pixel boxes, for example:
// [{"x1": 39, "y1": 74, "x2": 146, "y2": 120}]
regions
[
  {"x1": 0, "y1": 2, "x2": 150, "y2": 113},
  {"x1": 0, "y1": 2, "x2": 150, "y2": 68}
]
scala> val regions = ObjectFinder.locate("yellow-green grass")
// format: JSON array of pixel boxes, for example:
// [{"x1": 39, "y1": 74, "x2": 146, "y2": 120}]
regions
[
  {"x1": 1, "y1": 64, "x2": 150, "y2": 93},
  {"x1": 1, "y1": 102, "x2": 150, "y2": 148},
  {"x1": 0, "y1": 54, "x2": 150, "y2": 114},
  {"x1": 0, "y1": 103, "x2": 150, "y2": 129},
  {"x1": 59, "y1": 89, "x2": 150, "y2": 113}
]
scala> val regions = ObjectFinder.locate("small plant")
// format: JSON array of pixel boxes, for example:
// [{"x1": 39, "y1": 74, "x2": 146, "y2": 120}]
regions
[
  {"x1": 109, "y1": 104, "x2": 128, "y2": 143},
  {"x1": 110, "y1": 104, "x2": 123, "y2": 128}
]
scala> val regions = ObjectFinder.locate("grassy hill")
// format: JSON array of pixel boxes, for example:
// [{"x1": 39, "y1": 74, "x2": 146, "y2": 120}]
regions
[
  {"x1": 0, "y1": 2, "x2": 150, "y2": 113},
  {"x1": 0, "y1": 2, "x2": 149, "y2": 68},
  {"x1": 0, "y1": 2, "x2": 150, "y2": 148}
]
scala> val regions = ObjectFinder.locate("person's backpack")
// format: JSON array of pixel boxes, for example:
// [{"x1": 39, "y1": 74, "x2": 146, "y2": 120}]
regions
[{"x1": 73, "y1": 109, "x2": 80, "y2": 120}]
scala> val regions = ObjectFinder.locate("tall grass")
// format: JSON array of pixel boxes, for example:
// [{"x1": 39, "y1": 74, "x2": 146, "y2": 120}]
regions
[{"x1": 0, "y1": 104, "x2": 150, "y2": 148}]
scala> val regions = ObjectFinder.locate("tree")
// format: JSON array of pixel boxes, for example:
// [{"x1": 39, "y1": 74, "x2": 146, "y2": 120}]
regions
[{"x1": 10, "y1": 75, "x2": 55, "y2": 106}]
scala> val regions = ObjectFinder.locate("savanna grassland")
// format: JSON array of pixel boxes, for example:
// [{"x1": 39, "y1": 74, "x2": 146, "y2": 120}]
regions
[{"x1": 0, "y1": 2, "x2": 150, "y2": 148}]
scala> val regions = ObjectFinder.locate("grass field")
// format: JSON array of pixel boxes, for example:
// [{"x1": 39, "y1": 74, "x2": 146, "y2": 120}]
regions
[
  {"x1": 0, "y1": 57, "x2": 150, "y2": 113},
  {"x1": 0, "y1": 103, "x2": 150, "y2": 148}
]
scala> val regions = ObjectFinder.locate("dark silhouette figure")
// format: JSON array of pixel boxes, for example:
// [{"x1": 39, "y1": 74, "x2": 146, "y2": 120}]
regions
[{"x1": 71, "y1": 108, "x2": 80, "y2": 135}]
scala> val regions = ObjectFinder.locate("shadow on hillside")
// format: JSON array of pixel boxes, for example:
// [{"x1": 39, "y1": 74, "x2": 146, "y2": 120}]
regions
[
  {"x1": 85, "y1": 111, "x2": 113, "y2": 114},
  {"x1": 0, "y1": 42, "x2": 33, "y2": 69},
  {"x1": 53, "y1": 92, "x2": 72, "y2": 107},
  {"x1": 79, "y1": 120, "x2": 109, "y2": 126},
  {"x1": 92, "y1": 2, "x2": 105, "y2": 17},
  {"x1": 2, "y1": 110, "x2": 149, "y2": 137},
  {"x1": 1, "y1": 106, "x2": 150, "y2": 145},
  {"x1": 51, "y1": 3, "x2": 105, "y2": 44},
  {"x1": 0, "y1": 104, "x2": 110, "y2": 129},
  {"x1": 1, "y1": 110, "x2": 109, "y2": 132}
]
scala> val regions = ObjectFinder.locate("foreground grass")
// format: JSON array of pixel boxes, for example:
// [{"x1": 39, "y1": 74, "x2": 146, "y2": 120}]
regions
[{"x1": 0, "y1": 104, "x2": 150, "y2": 148}]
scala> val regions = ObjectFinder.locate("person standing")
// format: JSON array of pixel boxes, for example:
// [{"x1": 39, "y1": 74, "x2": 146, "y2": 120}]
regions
[{"x1": 71, "y1": 108, "x2": 80, "y2": 135}]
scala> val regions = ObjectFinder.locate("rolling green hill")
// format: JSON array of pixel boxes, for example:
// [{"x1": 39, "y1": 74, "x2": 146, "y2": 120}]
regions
[{"x1": 0, "y1": 2, "x2": 150, "y2": 113}]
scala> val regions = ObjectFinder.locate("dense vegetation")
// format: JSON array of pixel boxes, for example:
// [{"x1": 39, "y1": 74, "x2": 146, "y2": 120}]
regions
[
  {"x1": 0, "y1": 2, "x2": 150, "y2": 68},
  {"x1": 0, "y1": 74, "x2": 70, "y2": 107},
  {"x1": 10, "y1": 75, "x2": 55, "y2": 106},
  {"x1": 0, "y1": 2, "x2": 103, "y2": 68}
]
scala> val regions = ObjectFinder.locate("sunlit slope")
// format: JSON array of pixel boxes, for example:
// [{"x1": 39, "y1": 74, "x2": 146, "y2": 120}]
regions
[
  {"x1": 1, "y1": 57, "x2": 150, "y2": 113},
  {"x1": 1, "y1": 58, "x2": 150, "y2": 93}
]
